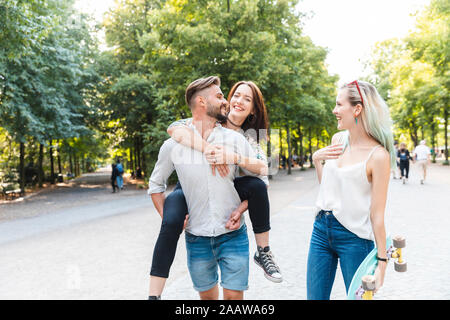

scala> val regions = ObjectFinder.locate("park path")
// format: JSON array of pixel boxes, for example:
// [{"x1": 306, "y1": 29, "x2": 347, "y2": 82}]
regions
[
  {"x1": 0, "y1": 162, "x2": 449, "y2": 299},
  {"x1": 165, "y1": 162, "x2": 450, "y2": 300}
]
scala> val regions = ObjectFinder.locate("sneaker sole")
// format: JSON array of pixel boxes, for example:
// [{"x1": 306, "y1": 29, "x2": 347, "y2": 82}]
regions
[{"x1": 253, "y1": 257, "x2": 283, "y2": 283}]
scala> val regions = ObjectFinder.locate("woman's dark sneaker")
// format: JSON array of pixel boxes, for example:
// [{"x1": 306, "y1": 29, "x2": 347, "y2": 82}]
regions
[
  {"x1": 254, "y1": 246, "x2": 283, "y2": 283},
  {"x1": 148, "y1": 295, "x2": 161, "y2": 300}
]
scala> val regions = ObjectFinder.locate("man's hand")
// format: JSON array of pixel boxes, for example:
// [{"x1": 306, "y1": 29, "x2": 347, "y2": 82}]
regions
[
  {"x1": 183, "y1": 214, "x2": 189, "y2": 230},
  {"x1": 225, "y1": 210, "x2": 242, "y2": 230}
]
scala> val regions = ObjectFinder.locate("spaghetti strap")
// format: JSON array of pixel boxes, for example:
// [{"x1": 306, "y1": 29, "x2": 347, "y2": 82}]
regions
[{"x1": 365, "y1": 145, "x2": 382, "y2": 162}]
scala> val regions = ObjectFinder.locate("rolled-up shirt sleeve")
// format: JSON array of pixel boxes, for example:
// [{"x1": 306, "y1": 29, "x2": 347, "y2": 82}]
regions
[
  {"x1": 148, "y1": 139, "x2": 175, "y2": 194},
  {"x1": 168, "y1": 118, "x2": 192, "y2": 129},
  {"x1": 233, "y1": 134, "x2": 267, "y2": 182}
]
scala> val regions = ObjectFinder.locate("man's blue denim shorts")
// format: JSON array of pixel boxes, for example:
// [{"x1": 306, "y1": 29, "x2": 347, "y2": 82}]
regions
[{"x1": 185, "y1": 224, "x2": 249, "y2": 292}]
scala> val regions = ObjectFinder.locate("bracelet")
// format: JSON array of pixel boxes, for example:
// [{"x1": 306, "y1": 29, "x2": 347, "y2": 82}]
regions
[{"x1": 376, "y1": 255, "x2": 388, "y2": 263}]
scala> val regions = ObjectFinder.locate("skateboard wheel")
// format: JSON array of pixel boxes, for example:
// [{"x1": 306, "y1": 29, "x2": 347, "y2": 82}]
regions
[
  {"x1": 393, "y1": 236, "x2": 406, "y2": 248},
  {"x1": 394, "y1": 261, "x2": 407, "y2": 272},
  {"x1": 361, "y1": 275, "x2": 376, "y2": 291}
]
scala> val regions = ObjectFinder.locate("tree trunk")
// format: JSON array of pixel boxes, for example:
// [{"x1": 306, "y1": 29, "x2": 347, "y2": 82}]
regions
[
  {"x1": 49, "y1": 141, "x2": 55, "y2": 184},
  {"x1": 69, "y1": 150, "x2": 74, "y2": 176},
  {"x1": 308, "y1": 127, "x2": 313, "y2": 168},
  {"x1": 134, "y1": 145, "x2": 138, "y2": 172},
  {"x1": 38, "y1": 144, "x2": 44, "y2": 188},
  {"x1": 19, "y1": 142, "x2": 25, "y2": 195},
  {"x1": 286, "y1": 125, "x2": 292, "y2": 175},
  {"x1": 409, "y1": 122, "x2": 419, "y2": 147},
  {"x1": 74, "y1": 154, "x2": 78, "y2": 177},
  {"x1": 298, "y1": 124, "x2": 304, "y2": 168},
  {"x1": 316, "y1": 129, "x2": 320, "y2": 149},
  {"x1": 57, "y1": 144, "x2": 62, "y2": 174},
  {"x1": 279, "y1": 128, "x2": 284, "y2": 168},
  {"x1": 129, "y1": 148, "x2": 134, "y2": 173},
  {"x1": 82, "y1": 156, "x2": 86, "y2": 173},
  {"x1": 431, "y1": 122, "x2": 436, "y2": 163},
  {"x1": 136, "y1": 137, "x2": 141, "y2": 169},
  {"x1": 141, "y1": 139, "x2": 147, "y2": 177}
]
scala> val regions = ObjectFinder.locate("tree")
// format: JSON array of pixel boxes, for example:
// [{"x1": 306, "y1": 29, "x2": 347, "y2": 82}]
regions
[
  {"x1": 1, "y1": 0, "x2": 102, "y2": 193},
  {"x1": 365, "y1": 0, "x2": 449, "y2": 164},
  {"x1": 138, "y1": 0, "x2": 337, "y2": 175},
  {"x1": 407, "y1": 0, "x2": 449, "y2": 164}
]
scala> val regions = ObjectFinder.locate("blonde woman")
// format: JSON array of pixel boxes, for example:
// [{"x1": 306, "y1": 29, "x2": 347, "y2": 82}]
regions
[{"x1": 308, "y1": 80, "x2": 396, "y2": 300}]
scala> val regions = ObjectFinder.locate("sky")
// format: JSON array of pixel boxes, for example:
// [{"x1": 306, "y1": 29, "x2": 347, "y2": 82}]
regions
[
  {"x1": 297, "y1": 0, "x2": 429, "y2": 85},
  {"x1": 74, "y1": 0, "x2": 430, "y2": 85}
]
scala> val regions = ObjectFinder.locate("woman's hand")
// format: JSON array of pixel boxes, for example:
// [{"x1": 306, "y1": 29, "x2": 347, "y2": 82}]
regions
[
  {"x1": 312, "y1": 144, "x2": 344, "y2": 162},
  {"x1": 204, "y1": 145, "x2": 238, "y2": 165},
  {"x1": 225, "y1": 210, "x2": 243, "y2": 230},
  {"x1": 205, "y1": 145, "x2": 237, "y2": 165},
  {"x1": 374, "y1": 261, "x2": 387, "y2": 293},
  {"x1": 204, "y1": 144, "x2": 232, "y2": 177}
]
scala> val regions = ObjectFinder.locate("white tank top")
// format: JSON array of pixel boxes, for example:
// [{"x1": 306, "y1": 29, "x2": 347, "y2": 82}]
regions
[{"x1": 315, "y1": 145, "x2": 382, "y2": 241}]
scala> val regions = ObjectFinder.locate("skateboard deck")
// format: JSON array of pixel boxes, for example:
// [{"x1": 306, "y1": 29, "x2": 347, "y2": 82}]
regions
[{"x1": 347, "y1": 236, "x2": 406, "y2": 300}]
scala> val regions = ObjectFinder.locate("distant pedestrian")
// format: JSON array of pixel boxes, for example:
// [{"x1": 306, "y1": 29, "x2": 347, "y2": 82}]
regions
[
  {"x1": 136, "y1": 167, "x2": 142, "y2": 178},
  {"x1": 413, "y1": 140, "x2": 431, "y2": 184},
  {"x1": 111, "y1": 164, "x2": 119, "y2": 193},
  {"x1": 116, "y1": 159, "x2": 124, "y2": 190},
  {"x1": 397, "y1": 143, "x2": 412, "y2": 184}
]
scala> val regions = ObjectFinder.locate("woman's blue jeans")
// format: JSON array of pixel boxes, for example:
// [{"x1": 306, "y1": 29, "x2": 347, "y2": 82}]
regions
[{"x1": 306, "y1": 210, "x2": 374, "y2": 300}]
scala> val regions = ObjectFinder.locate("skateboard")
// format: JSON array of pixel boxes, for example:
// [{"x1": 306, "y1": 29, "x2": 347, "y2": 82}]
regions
[{"x1": 347, "y1": 235, "x2": 407, "y2": 300}]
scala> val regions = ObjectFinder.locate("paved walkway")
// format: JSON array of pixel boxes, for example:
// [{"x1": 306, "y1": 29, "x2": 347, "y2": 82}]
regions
[
  {"x1": 165, "y1": 162, "x2": 450, "y2": 300},
  {"x1": 0, "y1": 162, "x2": 449, "y2": 299}
]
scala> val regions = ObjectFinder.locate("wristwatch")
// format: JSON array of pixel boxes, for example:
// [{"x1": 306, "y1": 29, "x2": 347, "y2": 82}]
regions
[{"x1": 376, "y1": 255, "x2": 388, "y2": 263}]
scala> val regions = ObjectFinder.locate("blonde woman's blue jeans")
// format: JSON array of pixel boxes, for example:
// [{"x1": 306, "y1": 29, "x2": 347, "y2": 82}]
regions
[{"x1": 306, "y1": 210, "x2": 374, "y2": 300}]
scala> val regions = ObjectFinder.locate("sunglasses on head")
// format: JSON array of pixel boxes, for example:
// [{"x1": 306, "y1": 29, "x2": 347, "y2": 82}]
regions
[{"x1": 347, "y1": 80, "x2": 364, "y2": 106}]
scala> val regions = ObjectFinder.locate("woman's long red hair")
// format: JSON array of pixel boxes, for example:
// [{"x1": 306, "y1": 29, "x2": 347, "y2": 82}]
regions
[{"x1": 227, "y1": 81, "x2": 269, "y2": 141}]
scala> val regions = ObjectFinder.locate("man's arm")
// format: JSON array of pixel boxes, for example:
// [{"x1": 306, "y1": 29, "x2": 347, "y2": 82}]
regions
[
  {"x1": 226, "y1": 200, "x2": 248, "y2": 230},
  {"x1": 148, "y1": 140, "x2": 175, "y2": 218},
  {"x1": 151, "y1": 193, "x2": 165, "y2": 219}
]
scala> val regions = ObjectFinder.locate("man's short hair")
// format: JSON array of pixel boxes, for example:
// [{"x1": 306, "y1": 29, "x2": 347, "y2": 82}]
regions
[{"x1": 185, "y1": 76, "x2": 221, "y2": 108}]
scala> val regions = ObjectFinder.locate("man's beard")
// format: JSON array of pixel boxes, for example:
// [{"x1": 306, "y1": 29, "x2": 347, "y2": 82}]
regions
[{"x1": 206, "y1": 102, "x2": 228, "y2": 123}]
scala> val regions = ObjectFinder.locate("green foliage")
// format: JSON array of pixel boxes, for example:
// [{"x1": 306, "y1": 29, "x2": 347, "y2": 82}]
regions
[
  {"x1": 0, "y1": 0, "x2": 108, "y2": 191},
  {"x1": 1, "y1": 0, "x2": 341, "y2": 187},
  {"x1": 135, "y1": 0, "x2": 336, "y2": 174},
  {"x1": 365, "y1": 0, "x2": 449, "y2": 162}
]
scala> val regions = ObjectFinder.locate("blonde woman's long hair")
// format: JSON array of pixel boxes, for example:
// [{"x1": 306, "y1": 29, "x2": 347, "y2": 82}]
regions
[{"x1": 341, "y1": 80, "x2": 396, "y2": 168}]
